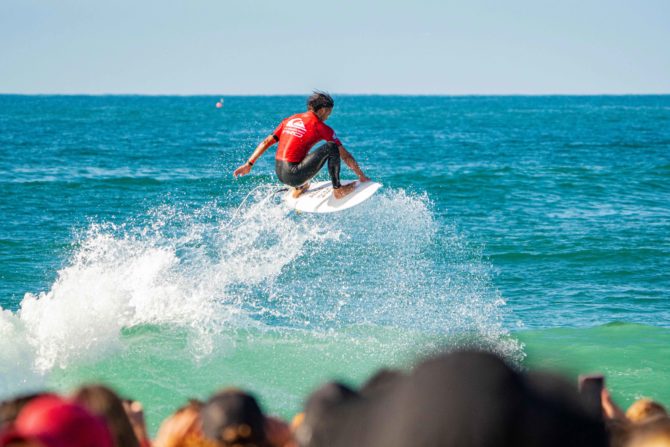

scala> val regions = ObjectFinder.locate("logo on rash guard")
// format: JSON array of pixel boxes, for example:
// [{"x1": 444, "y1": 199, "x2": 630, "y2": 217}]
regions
[{"x1": 284, "y1": 118, "x2": 307, "y2": 138}]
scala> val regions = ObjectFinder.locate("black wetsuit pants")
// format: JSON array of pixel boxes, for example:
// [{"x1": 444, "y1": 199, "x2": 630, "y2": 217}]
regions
[{"x1": 275, "y1": 142, "x2": 342, "y2": 189}]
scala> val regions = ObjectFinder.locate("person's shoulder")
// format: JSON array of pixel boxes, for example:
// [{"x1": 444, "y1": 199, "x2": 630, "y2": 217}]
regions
[
  {"x1": 279, "y1": 113, "x2": 293, "y2": 122},
  {"x1": 287, "y1": 111, "x2": 309, "y2": 119},
  {"x1": 318, "y1": 120, "x2": 335, "y2": 133}
]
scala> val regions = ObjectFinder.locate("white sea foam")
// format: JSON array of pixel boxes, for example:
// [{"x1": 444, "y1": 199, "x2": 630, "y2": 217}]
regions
[{"x1": 0, "y1": 186, "x2": 522, "y2": 399}]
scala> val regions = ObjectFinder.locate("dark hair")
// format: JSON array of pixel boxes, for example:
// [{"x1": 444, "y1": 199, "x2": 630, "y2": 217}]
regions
[
  {"x1": 72, "y1": 384, "x2": 141, "y2": 447},
  {"x1": 0, "y1": 393, "x2": 50, "y2": 428},
  {"x1": 298, "y1": 382, "x2": 361, "y2": 447},
  {"x1": 201, "y1": 389, "x2": 268, "y2": 447},
  {"x1": 360, "y1": 368, "x2": 404, "y2": 398},
  {"x1": 307, "y1": 91, "x2": 334, "y2": 112}
]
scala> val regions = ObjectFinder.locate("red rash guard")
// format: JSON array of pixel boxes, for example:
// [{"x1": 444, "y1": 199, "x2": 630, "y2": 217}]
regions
[{"x1": 273, "y1": 111, "x2": 342, "y2": 163}]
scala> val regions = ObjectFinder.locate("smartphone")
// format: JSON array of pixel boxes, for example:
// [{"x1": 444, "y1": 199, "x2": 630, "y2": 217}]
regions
[{"x1": 578, "y1": 374, "x2": 604, "y2": 418}]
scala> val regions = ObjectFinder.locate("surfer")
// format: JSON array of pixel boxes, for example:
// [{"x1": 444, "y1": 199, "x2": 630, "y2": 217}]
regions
[{"x1": 233, "y1": 91, "x2": 370, "y2": 199}]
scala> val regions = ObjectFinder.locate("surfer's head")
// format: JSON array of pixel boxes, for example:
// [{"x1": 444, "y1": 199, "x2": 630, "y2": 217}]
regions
[{"x1": 307, "y1": 91, "x2": 334, "y2": 121}]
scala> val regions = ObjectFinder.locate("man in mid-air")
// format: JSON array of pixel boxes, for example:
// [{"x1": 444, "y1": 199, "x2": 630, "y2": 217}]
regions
[{"x1": 233, "y1": 91, "x2": 369, "y2": 199}]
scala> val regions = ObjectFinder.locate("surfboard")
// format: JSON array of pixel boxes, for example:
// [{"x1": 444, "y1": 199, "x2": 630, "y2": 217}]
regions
[{"x1": 284, "y1": 180, "x2": 382, "y2": 213}]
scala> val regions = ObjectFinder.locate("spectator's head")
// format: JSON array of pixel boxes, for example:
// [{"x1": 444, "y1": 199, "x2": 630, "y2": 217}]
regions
[
  {"x1": 0, "y1": 395, "x2": 113, "y2": 447},
  {"x1": 627, "y1": 417, "x2": 670, "y2": 447},
  {"x1": 627, "y1": 399, "x2": 668, "y2": 424},
  {"x1": 154, "y1": 400, "x2": 210, "y2": 447},
  {"x1": 71, "y1": 384, "x2": 140, "y2": 447},
  {"x1": 360, "y1": 350, "x2": 608, "y2": 447},
  {"x1": 200, "y1": 390, "x2": 267, "y2": 447},
  {"x1": 0, "y1": 394, "x2": 50, "y2": 431},
  {"x1": 375, "y1": 350, "x2": 526, "y2": 447},
  {"x1": 297, "y1": 382, "x2": 365, "y2": 447},
  {"x1": 359, "y1": 369, "x2": 404, "y2": 399}
]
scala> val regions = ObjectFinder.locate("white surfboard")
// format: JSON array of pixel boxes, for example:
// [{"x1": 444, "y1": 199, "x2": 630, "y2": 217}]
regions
[{"x1": 284, "y1": 180, "x2": 382, "y2": 213}]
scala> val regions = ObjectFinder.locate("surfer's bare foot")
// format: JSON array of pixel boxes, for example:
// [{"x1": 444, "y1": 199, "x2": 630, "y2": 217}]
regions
[
  {"x1": 291, "y1": 183, "x2": 310, "y2": 198},
  {"x1": 333, "y1": 182, "x2": 357, "y2": 200}
]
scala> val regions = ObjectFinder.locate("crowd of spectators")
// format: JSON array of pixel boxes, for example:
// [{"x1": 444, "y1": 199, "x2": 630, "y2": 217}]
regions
[{"x1": 1, "y1": 349, "x2": 668, "y2": 447}]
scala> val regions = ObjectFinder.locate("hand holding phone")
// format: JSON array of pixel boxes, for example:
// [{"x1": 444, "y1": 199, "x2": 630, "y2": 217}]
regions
[{"x1": 578, "y1": 374, "x2": 604, "y2": 418}]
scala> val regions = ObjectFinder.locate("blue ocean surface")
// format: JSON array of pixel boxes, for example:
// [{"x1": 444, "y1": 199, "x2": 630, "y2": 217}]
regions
[{"x1": 1, "y1": 95, "x2": 669, "y2": 431}]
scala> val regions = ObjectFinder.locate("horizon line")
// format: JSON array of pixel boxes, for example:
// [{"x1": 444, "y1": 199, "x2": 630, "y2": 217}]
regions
[{"x1": 1, "y1": 92, "x2": 670, "y2": 97}]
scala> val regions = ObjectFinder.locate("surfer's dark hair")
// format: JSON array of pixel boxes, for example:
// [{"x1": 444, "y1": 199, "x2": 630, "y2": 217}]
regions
[{"x1": 307, "y1": 91, "x2": 334, "y2": 112}]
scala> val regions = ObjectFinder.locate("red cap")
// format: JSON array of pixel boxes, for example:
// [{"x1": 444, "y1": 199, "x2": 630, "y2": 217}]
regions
[{"x1": 1, "y1": 395, "x2": 113, "y2": 447}]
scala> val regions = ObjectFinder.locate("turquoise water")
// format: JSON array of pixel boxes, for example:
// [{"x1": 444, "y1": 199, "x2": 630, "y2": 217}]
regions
[{"x1": 1, "y1": 95, "x2": 669, "y2": 431}]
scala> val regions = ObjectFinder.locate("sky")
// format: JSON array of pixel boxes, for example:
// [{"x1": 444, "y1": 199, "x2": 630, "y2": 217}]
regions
[{"x1": 1, "y1": 0, "x2": 669, "y2": 95}]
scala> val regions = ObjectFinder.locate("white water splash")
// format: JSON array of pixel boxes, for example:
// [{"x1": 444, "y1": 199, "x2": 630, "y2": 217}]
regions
[{"x1": 0, "y1": 186, "x2": 522, "y2": 398}]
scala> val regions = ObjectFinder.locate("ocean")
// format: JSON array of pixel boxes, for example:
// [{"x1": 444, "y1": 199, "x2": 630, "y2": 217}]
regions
[{"x1": 1, "y1": 95, "x2": 669, "y2": 431}]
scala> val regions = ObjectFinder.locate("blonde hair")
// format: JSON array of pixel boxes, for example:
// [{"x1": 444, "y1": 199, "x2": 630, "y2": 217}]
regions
[
  {"x1": 627, "y1": 417, "x2": 670, "y2": 447},
  {"x1": 154, "y1": 401, "x2": 216, "y2": 447},
  {"x1": 627, "y1": 399, "x2": 668, "y2": 424}
]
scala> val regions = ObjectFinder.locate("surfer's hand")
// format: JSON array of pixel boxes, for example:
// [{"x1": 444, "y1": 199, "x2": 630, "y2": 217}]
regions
[
  {"x1": 358, "y1": 174, "x2": 370, "y2": 182},
  {"x1": 234, "y1": 163, "x2": 252, "y2": 178}
]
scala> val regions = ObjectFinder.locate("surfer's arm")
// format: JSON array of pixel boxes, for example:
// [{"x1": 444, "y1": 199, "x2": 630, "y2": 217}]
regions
[
  {"x1": 338, "y1": 145, "x2": 370, "y2": 182},
  {"x1": 233, "y1": 135, "x2": 277, "y2": 178}
]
